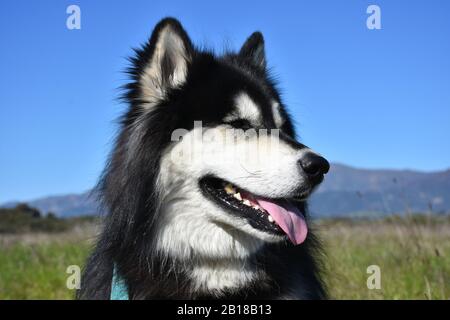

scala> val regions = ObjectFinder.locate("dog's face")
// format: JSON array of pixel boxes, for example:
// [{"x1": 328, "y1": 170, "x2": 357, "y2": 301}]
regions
[{"x1": 128, "y1": 19, "x2": 329, "y2": 261}]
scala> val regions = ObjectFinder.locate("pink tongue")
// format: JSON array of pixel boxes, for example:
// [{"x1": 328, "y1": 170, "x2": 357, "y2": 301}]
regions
[{"x1": 256, "y1": 199, "x2": 308, "y2": 245}]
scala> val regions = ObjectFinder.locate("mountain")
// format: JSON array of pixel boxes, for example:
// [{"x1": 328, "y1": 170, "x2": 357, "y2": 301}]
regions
[
  {"x1": 309, "y1": 163, "x2": 450, "y2": 217},
  {"x1": 2, "y1": 163, "x2": 450, "y2": 218},
  {"x1": 2, "y1": 191, "x2": 101, "y2": 218}
]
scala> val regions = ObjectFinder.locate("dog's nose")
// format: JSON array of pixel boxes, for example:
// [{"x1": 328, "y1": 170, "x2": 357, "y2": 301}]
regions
[{"x1": 299, "y1": 153, "x2": 330, "y2": 179}]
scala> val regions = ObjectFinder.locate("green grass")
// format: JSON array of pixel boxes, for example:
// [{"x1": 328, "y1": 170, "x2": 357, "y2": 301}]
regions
[
  {"x1": 0, "y1": 216, "x2": 449, "y2": 299},
  {"x1": 0, "y1": 240, "x2": 91, "y2": 299}
]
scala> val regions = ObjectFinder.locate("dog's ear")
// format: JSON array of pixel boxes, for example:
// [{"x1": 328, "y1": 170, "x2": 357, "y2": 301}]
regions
[
  {"x1": 239, "y1": 32, "x2": 266, "y2": 70},
  {"x1": 138, "y1": 18, "x2": 193, "y2": 107}
]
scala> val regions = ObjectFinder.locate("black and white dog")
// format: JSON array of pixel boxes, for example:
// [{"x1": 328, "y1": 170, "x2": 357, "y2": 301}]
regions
[{"x1": 78, "y1": 17, "x2": 329, "y2": 300}]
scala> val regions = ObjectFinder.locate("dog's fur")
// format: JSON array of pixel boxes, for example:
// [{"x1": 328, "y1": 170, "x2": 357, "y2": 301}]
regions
[{"x1": 78, "y1": 18, "x2": 327, "y2": 300}]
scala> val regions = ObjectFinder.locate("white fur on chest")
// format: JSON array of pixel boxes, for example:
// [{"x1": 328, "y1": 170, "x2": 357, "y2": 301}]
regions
[{"x1": 190, "y1": 260, "x2": 261, "y2": 293}]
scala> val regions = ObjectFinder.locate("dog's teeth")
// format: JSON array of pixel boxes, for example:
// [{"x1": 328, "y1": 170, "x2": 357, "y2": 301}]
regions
[
  {"x1": 268, "y1": 215, "x2": 274, "y2": 223},
  {"x1": 224, "y1": 184, "x2": 236, "y2": 195},
  {"x1": 243, "y1": 199, "x2": 251, "y2": 206},
  {"x1": 234, "y1": 193, "x2": 242, "y2": 201},
  {"x1": 253, "y1": 205, "x2": 265, "y2": 212}
]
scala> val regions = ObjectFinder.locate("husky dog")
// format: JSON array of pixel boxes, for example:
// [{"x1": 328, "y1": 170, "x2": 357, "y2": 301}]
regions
[{"x1": 78, "y1": 17, "x2": 330, "y2": 300}]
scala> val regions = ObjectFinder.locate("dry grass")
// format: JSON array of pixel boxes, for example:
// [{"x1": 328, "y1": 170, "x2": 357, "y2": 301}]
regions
[
  {"x1": 0, "y1": 224, "x2": 98, "y2": 248},
  {"x1": 319, "y1": 216, "x2": 450, "y2": 299}
]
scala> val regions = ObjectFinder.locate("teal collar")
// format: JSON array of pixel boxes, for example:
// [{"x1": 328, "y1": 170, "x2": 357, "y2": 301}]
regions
[{"x1": 110, "y1": 265, "x2": 129, "y2": 300}]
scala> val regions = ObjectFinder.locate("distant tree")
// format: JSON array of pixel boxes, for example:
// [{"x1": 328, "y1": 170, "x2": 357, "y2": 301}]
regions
[
  {"x1": 47, "y1": 212, "x2": 57, "y2": 219},
  {"x1": 15, "y1": 203, "x2": 41, "y2": 218},
  {"x1": 0, "y1": 204, "x2": 71, "y2": 234},
  {"x1": 16, "y1": 203, "x2": 32, "y2": 212}
]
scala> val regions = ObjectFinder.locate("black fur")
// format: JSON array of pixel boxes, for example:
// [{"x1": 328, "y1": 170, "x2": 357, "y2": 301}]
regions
[{"x1": 77, "y1": 17, "x2": 327, "y2": 300}]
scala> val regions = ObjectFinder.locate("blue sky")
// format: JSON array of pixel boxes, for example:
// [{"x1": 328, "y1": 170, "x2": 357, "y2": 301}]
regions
[{"x1": 1, "y1": 0, "x2": 449, "y2": 202}]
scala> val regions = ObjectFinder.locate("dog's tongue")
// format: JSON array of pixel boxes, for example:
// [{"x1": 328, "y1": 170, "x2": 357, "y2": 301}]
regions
[{"x1": 256, "y1": 199, "x2": 308, "y2": 245}]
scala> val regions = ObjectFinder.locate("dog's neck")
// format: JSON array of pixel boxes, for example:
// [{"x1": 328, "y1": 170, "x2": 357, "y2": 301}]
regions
[
  {"x1": 188, "y1": 256, "x2": 264, "y2": 295},
  {"x1": 125, "y1": 251, "x2": 272, "y2": 299}
]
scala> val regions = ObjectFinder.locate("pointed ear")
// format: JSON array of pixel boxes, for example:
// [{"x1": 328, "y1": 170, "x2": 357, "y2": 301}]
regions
[
  {"x1": 239, "y1": 32, "x2": 266, "y2": 70},
  {"x1": 139, "y1": 18, "x2": 193, "y2": 107}
]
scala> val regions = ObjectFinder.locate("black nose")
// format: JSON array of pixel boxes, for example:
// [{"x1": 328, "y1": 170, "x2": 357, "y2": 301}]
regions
[{"x1": 299, "y1": 153, "x2": 330, "y2": 178}]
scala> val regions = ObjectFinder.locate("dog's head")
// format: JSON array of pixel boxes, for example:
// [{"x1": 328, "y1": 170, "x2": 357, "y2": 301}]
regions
[{"x1": 107, "y1": 18, "x2": 329, "y2": 261}]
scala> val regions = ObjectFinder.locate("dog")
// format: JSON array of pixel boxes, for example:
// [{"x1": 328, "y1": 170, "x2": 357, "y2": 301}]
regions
[{"x1": 78, "y1": 17, "x2": 330, "y2": 300}]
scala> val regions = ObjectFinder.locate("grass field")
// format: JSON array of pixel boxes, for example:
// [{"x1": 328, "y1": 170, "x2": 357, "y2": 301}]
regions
[
  {"x1": 0, "y1": 226, "x2": 94, "y2": 299},
  {"x1": 0, "y1": 216, "x2": 449, "y2": 299},
  {"x1": 319, "y1": 216, "x2": 450, "y2": 299}
]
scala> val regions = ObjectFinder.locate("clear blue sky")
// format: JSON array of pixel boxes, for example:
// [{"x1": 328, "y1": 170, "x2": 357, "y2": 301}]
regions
[{"x1": 1, "y1": 0, "x2": 449, "y2": 203}]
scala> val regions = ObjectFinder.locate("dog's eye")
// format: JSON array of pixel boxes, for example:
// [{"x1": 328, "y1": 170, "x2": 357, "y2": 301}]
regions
[{"x1": 227, "y1": 119, "x2": 253, "y2": 130}]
